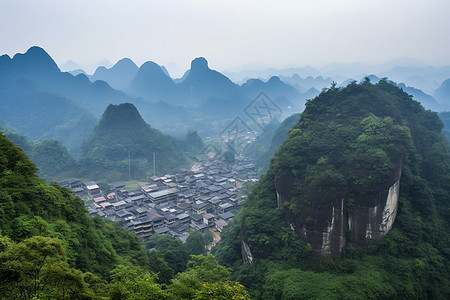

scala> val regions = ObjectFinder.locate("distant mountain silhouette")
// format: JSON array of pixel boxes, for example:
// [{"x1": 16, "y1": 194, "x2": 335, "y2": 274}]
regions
[
  {"x1": 223, "y1": 65, "x2": 321, "y2": 83},
  {"x1": 0, "y1": 46, "x2": 146, "y2": 154},
  {"x1": 380, "y1": 65, "x2": 450, "y2": 94},
  {"x1": 12, "y1": 46, "x2": 60, "y2": 79},
  {"x1": 6, "y1": 46, "x2": 448, "y2": 153},
  {"x1": 434, "y1": 79, "x2": 450, "y2": 110},
  {"x1": 279, "y1": 74, "x2": 333, "y2": 93},
  {"x1": 161, "y1": 65, "x2": 171, "y2": 77},
  {"x1": 0, "y1": 46, "x2": 139, "y2": 115},
  {"x1": 336, "y1": 75, "x2": 441, "y2": 112},
  {"x1": 302, "y1": 87, "x2": 321, "y2": 100},
  {"x1": 91, "y1": 58, "x2": 138, "y2": 90},
  {"x1": 397, "y1": 83, "x2": 440, "y2": 111},
  {"x1": 60, "y1": 60, "x2": 82, "y2": 71},
  {"x1": 241, "y1": 76, "x2": 304, "y2": 110},
  {"x1": 127, "y1": 57, "x2": 250, "y2": 117},
  {"x1": 68, "y1": 69, "x2": 87, "y2": 76},
  {"x1": 178, "y1": 57, "x2": 241, "y2": 104},
  {"x1": 127, "y1": 61, "x2": 176, "y2": 100},
  {"x1": 0, "y1": 76, "x2": 97, "y2": 155}
]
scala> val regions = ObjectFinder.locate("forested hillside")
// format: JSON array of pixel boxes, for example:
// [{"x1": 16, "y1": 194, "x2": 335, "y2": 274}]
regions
[
  {"x1": 245, "y1": 113, "x2": 300, "y2": 174},
  {"x1": 215, "y1": 79, "x2": 450, "y2": 299},
  {"x1": 80, "y1": 103, "x2": 192, "y2": 180},
  {"x1": 0, "y1": 133, "x2": 250, "y2": 299},
  {"x1": 1, "y1": 129, "x2": 77, "y2": 179}
]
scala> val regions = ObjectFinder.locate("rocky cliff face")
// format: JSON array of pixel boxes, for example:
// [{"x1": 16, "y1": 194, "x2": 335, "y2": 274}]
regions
[{"x1": 274, "y1": 164, "x2": 401, "y2": 258}]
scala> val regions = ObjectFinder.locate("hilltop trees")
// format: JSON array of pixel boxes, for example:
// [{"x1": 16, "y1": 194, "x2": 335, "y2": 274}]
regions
[
  {"x1": 0, "y1": 133, "x2": 250, "y2": 298},
  {"x1": 216, "y1": 80, "x2": 450, "y2": 299}
]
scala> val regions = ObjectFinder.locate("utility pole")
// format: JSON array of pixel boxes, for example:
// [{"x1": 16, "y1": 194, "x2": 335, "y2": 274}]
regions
[
  {"x1": 128, "y1": 150, "x2": 131, "y2": 181},
  {"x1": 153, "y1": 152, "x2": 156, "y2": 176}
]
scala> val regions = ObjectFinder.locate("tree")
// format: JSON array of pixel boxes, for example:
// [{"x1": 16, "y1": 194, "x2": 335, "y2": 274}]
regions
[
  {"x1": 166, "y1": 255, "x2": 249, "y2": 299},
  {"x1": 146, "y1": 234, "x2": 190, "y2": 273},
  {"x1": 194, "y1": 281, "x2": 251, "y2": 300},
  {"x1": 223, "y1": 150, "x2": 235, "y2": 163},
  {"x1": 108, "y1": 265, "x2": 166, "y2": 300},
  {"x1": 203, "y1": 230, "x2": 214, "y2": 244},
  {"x1": 186, "y1": 231, "x2": 206, "y2": 255},
  {"x1": 0, "y1": 236, "x2": 102, "y2": 299}
]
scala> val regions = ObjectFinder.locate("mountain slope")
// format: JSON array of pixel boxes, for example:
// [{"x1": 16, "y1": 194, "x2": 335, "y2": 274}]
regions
[
  {"x1": 0, "y1": 133, "x2": 152, "y2": 279},
  {"x1": 241, "y1": 76, "x2": 304, "y2": 111},
  {"x1": 91, "y1": 57, "x2": 139, "y2": 91},
  {"x1": 0, "y1": 46, "x2": 137, "y2": 116},
  {"x1": 0, "y1": 79, "x2": 97, "y2": 155},
  {"x1": 178, "y1": 57, "x2": 240, "y2": 102},
  {"x1": 0, "y1": 134, "x2": 250, "y2": 299},
  {"x1": 0, "y1": 47, "x2": 147, "y2": 154},
  {"x1": 127, "y1": 61, "x2": 177, "y2": 101},
  {"x1": 81, "y1": 103, "x2": 189, "y2": 180},
  {"x1": 434, "y1": 78, "x2": 450, "y2": 110},
  {"x1": 215, "y1": 80, "x2": 450, "y2": 299}
]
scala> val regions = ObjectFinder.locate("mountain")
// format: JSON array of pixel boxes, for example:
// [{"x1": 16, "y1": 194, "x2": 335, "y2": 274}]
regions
[
  {"x1": 363, "y1": 75, "x2": 441, "y2": 111},
  {"x1": 245, "y1": 113, "x2": 300, "y2": 174},
  {"x1": 127, "y1": 61, "x2": 177, "y2": 101},
  {"x1": 128, "y1": 56, "x2": 244, "y2": 106},
  {"x1": 397, "y1": 83, "x2": 441, "y2": 111},
  {"x1": 0, "y1": 78, "x2": 97, "y2": 155},
  {"x1": 338, "y1": 75, "x2": 441, "y2": 112},
  {"x1": 434, "y1": 79, "x2": 450, "y2": 109},
  {"x1": 380, "y1": 65, "x2": 450, "y2": 93},
  {"x1": 81, "y1": 103, "x2": 189, "y2": 180},
  {"x1": 59, "y1": 59, "x2": 82, "y2": 71},
  {"x1": 91, "y1": 58, "x2": 139, "y2": 91},
  {"x1": 223, "y1": 65, "x2": 321, "y2": 83},
  {"x1": 178, "y1": 57, "x2": 241, "y2": 104},
  {"x1": 0, "y1": 46, "x2": 137, "y2": 115},
  {"x1": 241, "y1": 76, "x2": 304, "y2": 111},
  {"x1": 278, "y1": 74, "x2": 333, "y2": 93},
  {"x1": 215, "y1": 80, "x2": 450, "y2": 299},
  {"x1": 0, "y1": 47, "x2": 152, "y2": 154},
  {"x1": 68, "y1": 68, "x2": 87, "y2": 76}
]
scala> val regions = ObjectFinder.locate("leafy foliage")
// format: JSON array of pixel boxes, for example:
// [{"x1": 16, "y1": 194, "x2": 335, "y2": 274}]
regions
[
  {"x1": 0, "y1": 133, "x2": 250, "y2": 298},
  {"x1": 80, "y1": 103, "x2": 191, "y2": 180},
  {"x1": 216, "y1": 80, "x2": 450, "y2": 299},
  {"x1": 186, "y1": 231, "x2": 206, "y2": 255}
]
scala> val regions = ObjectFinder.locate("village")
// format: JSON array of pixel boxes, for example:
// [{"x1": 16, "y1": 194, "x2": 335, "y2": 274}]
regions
[{"x1": 59, "y1": 157, "x2": 258, "y2": 246}]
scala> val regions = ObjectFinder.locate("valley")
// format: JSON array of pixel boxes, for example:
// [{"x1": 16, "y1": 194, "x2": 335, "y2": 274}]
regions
[{"x1": 1, "y1": 45, "x2": 449, "y2": 299}]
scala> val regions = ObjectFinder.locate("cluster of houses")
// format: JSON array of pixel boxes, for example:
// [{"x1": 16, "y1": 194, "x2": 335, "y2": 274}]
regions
[{"x1": 60, "y1": 158, "x2": 257, "y2": 243}]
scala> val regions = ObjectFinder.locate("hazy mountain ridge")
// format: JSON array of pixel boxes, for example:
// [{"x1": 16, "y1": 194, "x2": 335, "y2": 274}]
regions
[
  {"x1": 91, "y1": 57, "x2": 139, "y2": 90},
  {"x1": 2, "y1": 46, "x2": 450, "y2": 159},
  {"x1": 92, "y1": 52, "x2": 449, "y2": 114},
  {"x1": 434, "y1": 79, "x2": 450, "y2": 106},
  {"x1": 127, "y1": 60, "x2": 177, "y2": 101}
]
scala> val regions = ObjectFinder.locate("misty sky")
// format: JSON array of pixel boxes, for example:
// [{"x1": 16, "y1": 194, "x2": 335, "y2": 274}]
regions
[{"x1": 1, "y1": 0, "x2": 449, "y2": 76}]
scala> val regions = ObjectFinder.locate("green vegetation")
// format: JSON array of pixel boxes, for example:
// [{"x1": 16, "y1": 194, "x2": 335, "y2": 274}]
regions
[
  {"x1": 0, "y1": 133, "x2": 249, "y2": 299},
  {"x1": 216, "y1": 80, "x2": 450, "y2": 299},
  {"x1": 80, "y1": 103, "x2": 189, "y2": 181},
  {"x1": 1, "y1": 129, "x2": 77, "y2": 180},
  {"x1": 439, "y1": 111, "x2": 450, "y2": 142},
  {"x1": 186, "y1": 231, "x2": 206, "y2": 255},
  {"x1": 1, "y1": 103, "x2": 205, "y2": 182},
  {"x1": 245, "y1": 114, "x2": 300, "y2": 174}
]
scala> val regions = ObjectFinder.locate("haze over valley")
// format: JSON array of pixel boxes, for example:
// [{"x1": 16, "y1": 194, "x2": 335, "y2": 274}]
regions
[{"x1": 1, "y1": 1, "x2": 449, "y2": 299}]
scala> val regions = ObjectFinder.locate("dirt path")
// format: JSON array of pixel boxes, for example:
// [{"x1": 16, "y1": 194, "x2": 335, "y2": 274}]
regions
[{"x1": 206, "y1": 229, "x2": 222, "y2": 251}]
